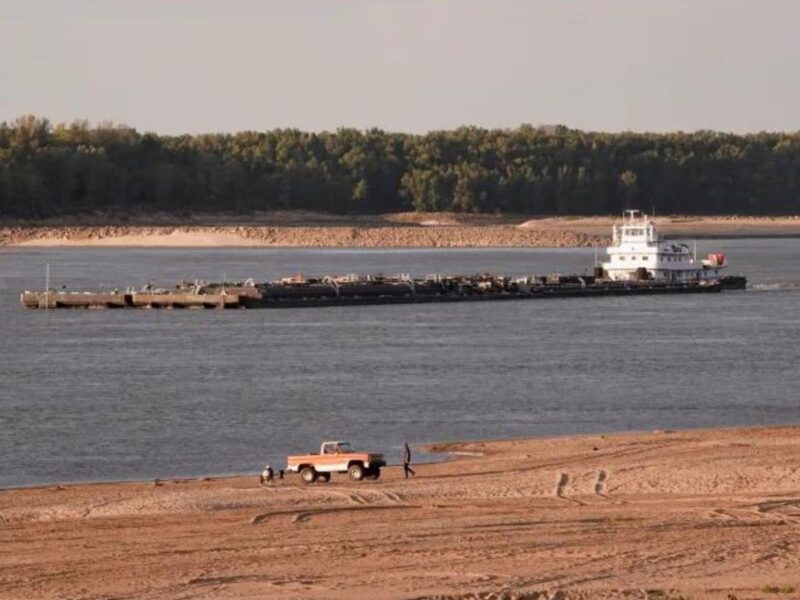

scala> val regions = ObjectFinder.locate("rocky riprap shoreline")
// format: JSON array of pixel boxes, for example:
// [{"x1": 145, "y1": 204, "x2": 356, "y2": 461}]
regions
[{"x1": 0, "y1": 225, "x2": 608, "y2": 248}]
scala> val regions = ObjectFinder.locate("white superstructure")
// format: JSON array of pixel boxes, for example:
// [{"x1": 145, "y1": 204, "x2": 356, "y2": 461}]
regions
[{"x1": 601, "y1": 210, "x2": 726, "y2": 282}]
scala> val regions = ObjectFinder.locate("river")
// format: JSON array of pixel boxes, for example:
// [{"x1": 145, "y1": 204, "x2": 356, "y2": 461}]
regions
[{"x1": 1, "y1": 239, "x2": 799, "y2": 487}]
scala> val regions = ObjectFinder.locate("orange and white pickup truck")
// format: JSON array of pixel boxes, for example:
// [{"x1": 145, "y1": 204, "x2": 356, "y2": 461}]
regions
[{"x1": 286, "y1": 441, "x2": 386, "y2": 483}]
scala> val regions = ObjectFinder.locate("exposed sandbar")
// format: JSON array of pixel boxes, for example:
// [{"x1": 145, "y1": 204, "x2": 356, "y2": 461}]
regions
[{"x1": 2, "y1": 425, "x2": 800, "y2": 599}]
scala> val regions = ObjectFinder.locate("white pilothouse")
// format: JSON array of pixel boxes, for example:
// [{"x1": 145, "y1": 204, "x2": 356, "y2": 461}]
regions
[{"x1": 601, "y1": 210, "x2": 726, "y2": 282}]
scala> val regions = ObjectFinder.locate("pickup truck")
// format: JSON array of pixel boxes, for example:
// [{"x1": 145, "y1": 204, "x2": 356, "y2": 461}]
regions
[{"x1": 286, "y1": 441, "x2": 386, "y2": 483}]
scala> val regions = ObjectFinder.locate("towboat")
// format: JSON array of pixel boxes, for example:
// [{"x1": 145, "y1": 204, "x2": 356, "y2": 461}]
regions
[{"x1": 602, "y1": 210, "x2": 728, "y2": 283}]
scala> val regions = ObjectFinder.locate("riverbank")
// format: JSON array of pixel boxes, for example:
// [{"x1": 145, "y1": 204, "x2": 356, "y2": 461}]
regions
[
  {"x1": 1, "y1": 225, "x2": 605, "y2": 248},
  {"x1": 3, "y1": 425, "x2": 800, "y2": 599},
  {"x1": 2, "y1": 213, "x2": 800, "y2": 247}
]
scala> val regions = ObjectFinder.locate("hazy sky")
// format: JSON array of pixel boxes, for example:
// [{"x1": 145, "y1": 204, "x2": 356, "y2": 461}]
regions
[{"x1": 1, "y1": 0, "x2": 798, "y2": 134}]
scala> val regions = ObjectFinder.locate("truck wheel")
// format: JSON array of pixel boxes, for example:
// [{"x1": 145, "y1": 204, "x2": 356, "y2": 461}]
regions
[
  {"x1": 317, "y1": 473, "x2": 331, "y2": 483},
  {"x1": 348, "y1": 464, "x2": 365, "y2": 481},
  {"x1": 365, "y1": 467, "x2": 381, "y2": 480},
  {"x1": 300, "y1": 467, "x2": 317, "y2": 484}
]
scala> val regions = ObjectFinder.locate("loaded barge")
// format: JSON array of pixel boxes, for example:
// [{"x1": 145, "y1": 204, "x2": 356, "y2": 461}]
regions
[{"x1": 20, "y1": 211, "x2": 746, "y2": 310}]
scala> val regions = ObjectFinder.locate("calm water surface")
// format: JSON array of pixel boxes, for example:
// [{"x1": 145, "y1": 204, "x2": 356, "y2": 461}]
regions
[{"x1": 1, "y1": 239, "x2": 799, "y2": 487}]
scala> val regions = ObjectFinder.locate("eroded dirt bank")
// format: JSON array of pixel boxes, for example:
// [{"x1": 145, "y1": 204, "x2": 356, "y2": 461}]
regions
[{"x1": 2, "y1": 425, "x2": 800, "y2": 599}]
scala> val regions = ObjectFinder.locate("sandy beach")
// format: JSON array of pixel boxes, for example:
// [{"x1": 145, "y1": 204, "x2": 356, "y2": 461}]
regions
[
  {"x1": 3, "y1": 425, "x2": 800, "y2": 600},
  {"x1": 2, "y1": 213, "x2": 799, "y2": 248}
]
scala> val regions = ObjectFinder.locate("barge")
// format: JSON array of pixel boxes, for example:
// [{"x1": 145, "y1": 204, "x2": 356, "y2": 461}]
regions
[
  {"x1": 20, "y1": 277, "x2": 740, "y2": 310},
  {"x1": 19, "y1": 211, "x2": 746, "y2": 310}
]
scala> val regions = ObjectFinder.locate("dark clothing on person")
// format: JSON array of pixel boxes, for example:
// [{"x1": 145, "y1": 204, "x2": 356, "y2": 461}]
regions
[
  {"x1": 403, "y1": 443, "x2": 415, "y2": 478},
  {"x1": 260, "y1": 465, "x2": 274, "y2": 485}
]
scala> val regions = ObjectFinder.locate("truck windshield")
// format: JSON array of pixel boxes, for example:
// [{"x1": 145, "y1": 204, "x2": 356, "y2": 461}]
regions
[{"x1": 323, "y1": 442, "x2": 355, "y2": 454}]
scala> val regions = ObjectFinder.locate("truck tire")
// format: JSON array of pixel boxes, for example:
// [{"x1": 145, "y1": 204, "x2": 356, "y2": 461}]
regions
[
  {"x1": 317, "y1": 473, "x2": 331, "y2": 483},
  {"x1": 348, "y1": 463, "x2": 365, "y2": 481},
  {"x1": 300, "y1": 466, "x2": 317, "y2": 484},
  {"x1": 365, "y1": 467, "x2": 381, "y2": 480}
]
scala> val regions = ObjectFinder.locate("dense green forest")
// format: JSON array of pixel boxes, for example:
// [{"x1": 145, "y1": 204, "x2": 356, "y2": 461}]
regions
[{"x1": 1, "y1": 115, "x2": 798, "y2": 219}]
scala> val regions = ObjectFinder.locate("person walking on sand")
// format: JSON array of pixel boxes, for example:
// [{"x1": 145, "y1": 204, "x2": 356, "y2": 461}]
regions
[
  {"x1": 260, "y1": 464, "x2": 274, "y2": 485},
  {"x1": 403, "y1": 443, "x2": 416, "y2": 479}
]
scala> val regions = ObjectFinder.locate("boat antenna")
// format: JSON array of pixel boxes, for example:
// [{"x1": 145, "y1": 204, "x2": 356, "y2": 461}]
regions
[{"x1": 45, "y1": 263, "x2": 50, "y2": 311}]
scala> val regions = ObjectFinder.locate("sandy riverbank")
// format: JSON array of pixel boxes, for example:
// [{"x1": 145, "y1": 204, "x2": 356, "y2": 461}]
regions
[
  {"x1": 3, "y1": 425, "x2": 800, "y2": 599},
  {"x1": 2, "y1": 213, "x2": 799, "y2": 248}
]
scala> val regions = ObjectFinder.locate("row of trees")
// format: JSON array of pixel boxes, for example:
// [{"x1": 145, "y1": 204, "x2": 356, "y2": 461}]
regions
[{"x1": 1, "y1": 115, "x2": 799, "y2": 218}]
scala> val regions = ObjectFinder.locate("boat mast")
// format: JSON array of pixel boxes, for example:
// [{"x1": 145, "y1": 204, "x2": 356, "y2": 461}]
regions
[{"x1": 45, "y1": 263, "x2": 50, "y2": 311}]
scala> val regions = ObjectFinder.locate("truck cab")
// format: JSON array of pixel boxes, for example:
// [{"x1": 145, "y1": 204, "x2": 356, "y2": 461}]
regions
[{"x1": 286, "y1": 441, "x2": 386, "y2": 483}]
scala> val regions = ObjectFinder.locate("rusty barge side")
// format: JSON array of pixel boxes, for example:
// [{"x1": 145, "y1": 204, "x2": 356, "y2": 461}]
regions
[{"x1": 20, "y1": 292, "x2": 242, "y2": 310}]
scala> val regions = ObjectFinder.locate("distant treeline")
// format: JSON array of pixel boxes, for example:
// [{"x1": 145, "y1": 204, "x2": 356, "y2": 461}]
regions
[{"x1": 1, "y1": 115, "x2": 799, "y2": 218}]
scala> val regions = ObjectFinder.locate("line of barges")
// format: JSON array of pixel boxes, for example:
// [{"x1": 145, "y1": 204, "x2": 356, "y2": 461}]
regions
[{"x1": 19, "y1": 210, "x2": 747, "y2": 310}]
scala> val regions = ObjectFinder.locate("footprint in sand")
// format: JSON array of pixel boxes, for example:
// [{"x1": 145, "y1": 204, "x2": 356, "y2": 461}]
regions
[
  {"x1": 594, "y1": 469, "x2": 608, "y2": 495},
  {"x1": 554, "y1": 473, "x2": 585, "y2": 505},
  {"x1": 555, "y1": 473, "x2": 569, "y2": 498}
]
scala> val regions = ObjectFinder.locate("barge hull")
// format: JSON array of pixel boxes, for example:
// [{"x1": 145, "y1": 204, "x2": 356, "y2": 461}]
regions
[
  {"x1": 21, "y1": 281, "x2": 723, "y2": 310},
  {"x1": 244, "y1": 281, "x2": 722, "y2": 308},
  {"x1": 20, "y1": 292, "x2": 240, "y2": 310}
]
